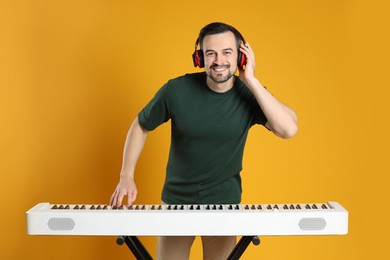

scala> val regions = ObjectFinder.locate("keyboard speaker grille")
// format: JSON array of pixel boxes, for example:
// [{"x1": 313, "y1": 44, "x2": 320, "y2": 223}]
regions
[
  {"x1": 298, "y1": 217, "x2": 327, "y2": 231},
  {"x1": 47, "y1": 218, "x2": 75, "y2": 231}
]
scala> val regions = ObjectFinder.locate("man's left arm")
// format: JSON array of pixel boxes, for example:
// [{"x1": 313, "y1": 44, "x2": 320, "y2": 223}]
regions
[{"x1": 239, "y1": 43, "x2": 298, "y2": 139}]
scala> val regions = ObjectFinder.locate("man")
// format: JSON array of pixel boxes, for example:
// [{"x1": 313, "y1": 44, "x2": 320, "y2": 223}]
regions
[{"x1": 110, "y1": 22, "x2": 298, "y2": 260}]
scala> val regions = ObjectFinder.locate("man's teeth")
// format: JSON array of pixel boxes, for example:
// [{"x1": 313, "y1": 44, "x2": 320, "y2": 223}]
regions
[{"x1": 214, "y1": 67, "x2": 227, "y2": 72}]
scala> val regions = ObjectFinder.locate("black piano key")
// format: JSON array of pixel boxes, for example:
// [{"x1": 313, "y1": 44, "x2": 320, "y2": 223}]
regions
[
  {"x1": 283, "y1": 204, "x2": 288, "y2": 210},
  {"x1": 158, "y1": 205, "x2": 162, "y2": 210},
  {"x1": 196, "y1": 205, "x2": 201, "y2": 210},
  {"x1": 257, "y1": 205, "x2": 262, "y2": 210},
  {"x1": 321, "y1": 204, "x2": 328, "y2": 209},
  {"x1": 96, "y1": 205, "x2": 102, "y2": 210},
  {"x1": 289, "y1": 204, "x2": 295, "y2": 209},
  {"x1": 103, "y1": 205, "x2": 108, "y2": 210},
  {"x1": 305, "y1": 204, "x2": 311, "y2": 209},
  {"x1": 58, "y1": 205, "x2": 64, "y2": 209},
  {"x1": 73, "y1": 205, "x2": 79, "y2": 210},
  {"x1": 228, "y1": 205, "x2": 233, "y2": 210},
  {"x1": 212, "y1": 205, "x2": 217, "y2": 210},
  {"x1": 206, "y1": 205, "x2": 211, "y2": 210},
  {"x1": 51, "y1": 205, "x2": 58, "y2": 209},
  {"x1": 296, "y1": 204, "x2": 301, "y2": 209},
  {"x1": 80, "y1": 205, "x2": 86, "y2": 210},
  {"x1": 235, "y1": 205, "x2": 240, "y2": 210},
  {"x1": 312, "y1": 204, "x2": 318, "y2": 209},
  {"x1": 90, "y1": 205, "x2": 95, "y2": 210},
  {"x1": 245, "y1": 205, "x2": 249, "y2": 210},
  {"x1": 267, "y1": 205, "x2": 272, "y2": 210},
  {"x1": 218, "y1": 205, "x2": 223, "y2": 210}
]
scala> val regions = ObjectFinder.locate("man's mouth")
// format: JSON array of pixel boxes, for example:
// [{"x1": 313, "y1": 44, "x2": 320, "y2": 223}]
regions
[{"x1": 211, "y1": 65, "x2": 229, "y2": 72}]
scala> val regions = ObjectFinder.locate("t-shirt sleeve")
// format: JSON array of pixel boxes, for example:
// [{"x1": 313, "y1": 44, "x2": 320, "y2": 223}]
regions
[
  {"x1": 138, "y1": 83, "x2": 170, "y2": 131},
  {"x1": 252, "y1": 103, "x2": 267, "y2": 126},
  {"x1": 247, "y1": 90, "x2": 267, "y2": 126}
]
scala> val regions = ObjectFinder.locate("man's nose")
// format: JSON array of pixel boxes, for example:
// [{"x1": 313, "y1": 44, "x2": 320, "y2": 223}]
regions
[{"x1": 213, "y1": 54, "x2": 223, "y2": 65}]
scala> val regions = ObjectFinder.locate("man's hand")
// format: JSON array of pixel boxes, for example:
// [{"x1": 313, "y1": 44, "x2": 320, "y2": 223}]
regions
[{"x1": 109, "y1": 177, "x2": 137, "y2": 207}]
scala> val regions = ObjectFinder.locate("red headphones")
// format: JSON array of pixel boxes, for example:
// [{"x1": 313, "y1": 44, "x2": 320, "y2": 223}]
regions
[{"x1": 192, "y1": 33, "x2": 247, "y2": 69}]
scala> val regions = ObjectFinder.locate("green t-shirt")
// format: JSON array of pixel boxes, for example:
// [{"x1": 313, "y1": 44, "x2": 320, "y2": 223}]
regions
[{"x1": 138, "y1": 72, "x2": 267, "y2": 204}]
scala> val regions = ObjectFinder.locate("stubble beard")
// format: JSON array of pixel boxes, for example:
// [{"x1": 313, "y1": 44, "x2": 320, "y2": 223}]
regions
[{"x1": 206, "y1": 65, "x2": 234, "y2": 84}]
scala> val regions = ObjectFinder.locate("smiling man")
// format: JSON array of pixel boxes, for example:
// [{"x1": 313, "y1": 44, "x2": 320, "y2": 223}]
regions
[{"x1": 110, "y1": 22, "x2": 298, "y2": 260}]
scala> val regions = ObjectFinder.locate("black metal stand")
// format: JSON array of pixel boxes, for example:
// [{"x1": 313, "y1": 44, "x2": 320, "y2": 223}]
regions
[
  {"x1": 117, "y1": 236, "x2": 153, "y2": 260},
  {"x1": 116, "y1": 235, "x2": 260, "y2": 260},
  {"x1": 226, "y1": 236, "x2": 260, "y2": 260}
]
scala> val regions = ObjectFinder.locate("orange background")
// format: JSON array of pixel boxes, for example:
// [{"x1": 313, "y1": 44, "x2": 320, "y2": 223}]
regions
[{"x1": 1, "y1": 0, "x2": 389, "y2": 259}]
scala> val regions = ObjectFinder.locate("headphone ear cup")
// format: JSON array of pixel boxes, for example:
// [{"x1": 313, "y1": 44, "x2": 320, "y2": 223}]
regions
[
  {"x1": 192, "y1": 50, "x2": 204, "y2": 68},
  {"x1": 238, "y1": 33, "x2": 247, "y2": 69},
  {"x1": 238, "y1": 52, "x2": 247, "y2": 69}
]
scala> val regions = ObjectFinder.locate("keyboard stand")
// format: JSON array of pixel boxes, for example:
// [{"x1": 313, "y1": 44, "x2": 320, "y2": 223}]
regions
[
  {"x1": 227, "y1": 236, "x2": 260, "y2": 260},
  {"x1": 117, "y1": 236, "x2": 153, "y2": 260},
  {"x1": 117, "y1": 235, "x2": 260, "y2": 260}
]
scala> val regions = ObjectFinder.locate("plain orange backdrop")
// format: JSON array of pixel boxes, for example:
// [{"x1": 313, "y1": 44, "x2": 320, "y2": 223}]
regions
[{"x1": 1, "y1": 0, "x2": 389, "y2": 259}]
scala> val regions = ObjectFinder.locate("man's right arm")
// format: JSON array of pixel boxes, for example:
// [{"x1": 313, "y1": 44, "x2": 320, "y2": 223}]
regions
[{"x1": 109, "y1": 117, "x2": 148, "y2": 207}]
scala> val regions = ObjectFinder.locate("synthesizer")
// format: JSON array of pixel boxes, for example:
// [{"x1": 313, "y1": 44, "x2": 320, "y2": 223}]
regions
[{"x1": 26, "y1": 202, "x2": 348, "y2": 236}]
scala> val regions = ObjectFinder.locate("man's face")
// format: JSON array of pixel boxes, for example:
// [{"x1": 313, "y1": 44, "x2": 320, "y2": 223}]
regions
[{"x1": 202, "y1": 31, "x2": 238, "y2": 84}]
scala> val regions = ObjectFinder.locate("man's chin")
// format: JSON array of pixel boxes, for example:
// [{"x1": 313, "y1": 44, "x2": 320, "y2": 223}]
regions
[{"x1": 207, "y1": 71, "x2": 234, "y2": 84}]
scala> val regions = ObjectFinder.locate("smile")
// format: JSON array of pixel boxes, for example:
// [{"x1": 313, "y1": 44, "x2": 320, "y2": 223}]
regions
[{"x1": 212, "y1": 66, "x2": 229, "y2": 72}]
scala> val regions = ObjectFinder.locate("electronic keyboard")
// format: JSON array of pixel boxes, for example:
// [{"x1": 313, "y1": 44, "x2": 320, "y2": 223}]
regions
[
  {"x1": 27, "y1": 202, "x2": 348, "y2": 260},
  {"x1": 26, "y1": 202, "x2": 348, "y2": 236}
]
